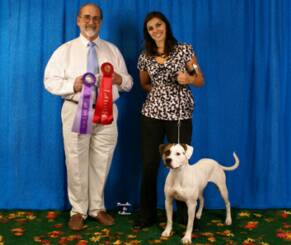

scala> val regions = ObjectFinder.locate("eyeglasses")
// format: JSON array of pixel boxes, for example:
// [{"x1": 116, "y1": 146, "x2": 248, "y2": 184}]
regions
[{"x1": 79, "y1": 15, "x2": 102, "y2": 23}]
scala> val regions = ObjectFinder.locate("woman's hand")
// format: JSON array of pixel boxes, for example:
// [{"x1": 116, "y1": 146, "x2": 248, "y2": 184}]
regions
[
  {"x1": 184, "y1": 56, "x2": 204, "y2": 87},
  {"x1": 140, "y1": 70, "x2": 152, "y2": 92},
  {"x1": 176, "y1": 71, "x2": 191, "y2": 85}
]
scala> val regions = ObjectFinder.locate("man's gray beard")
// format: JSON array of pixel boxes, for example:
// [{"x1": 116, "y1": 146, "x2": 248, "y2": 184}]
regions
[{"x1": 85, "y1": 28, "x2": 97, "y2": 38}]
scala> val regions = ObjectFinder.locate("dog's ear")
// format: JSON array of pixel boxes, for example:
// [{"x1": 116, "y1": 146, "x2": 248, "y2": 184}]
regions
[
  {"x1": 159, "y1": 144, "x2": 166, "y2": 155},
  {"x1": 181, "y1": 144, "x2": 194, "y2": 159}
]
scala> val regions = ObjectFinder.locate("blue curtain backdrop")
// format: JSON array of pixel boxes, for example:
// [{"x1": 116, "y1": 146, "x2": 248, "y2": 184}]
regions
[{"x1": 0, "y1": 0, "x2": 290, "y2": 210}]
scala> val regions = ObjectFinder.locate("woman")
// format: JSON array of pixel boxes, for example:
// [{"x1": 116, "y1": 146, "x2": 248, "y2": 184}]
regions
[{"x1": 134, "y1": 11, "x2": 204, "y2": 228}]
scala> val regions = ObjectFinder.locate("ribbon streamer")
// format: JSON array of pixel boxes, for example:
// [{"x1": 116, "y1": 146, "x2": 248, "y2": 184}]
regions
[
  {"x1": 72, "y1": 73, "x2": 96, "y2": 134},
  {"x1": 93, "y1": 62, "x2": 114, "y2": 125}
]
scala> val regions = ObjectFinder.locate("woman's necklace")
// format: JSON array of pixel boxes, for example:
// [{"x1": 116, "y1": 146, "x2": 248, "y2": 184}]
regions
[
  {"x1": 156, "y1": 48, "x2": 167, "y2": 64},
  {"x1": 157, "y1": 53, "x2": 167, "y2": 58},
  {"x1": 157, "y1": 46, "x2": 167, "y2": 58}
]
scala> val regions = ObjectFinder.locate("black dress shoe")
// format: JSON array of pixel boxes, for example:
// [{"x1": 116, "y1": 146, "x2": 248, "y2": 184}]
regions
[{"x1": 133, "y1": 219, "x2": 156, "y2": 229}]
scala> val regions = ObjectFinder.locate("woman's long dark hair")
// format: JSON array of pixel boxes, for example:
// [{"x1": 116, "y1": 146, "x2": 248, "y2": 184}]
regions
[{"x1": 143, "y1": 11, "x2": 177, "y2": 56}]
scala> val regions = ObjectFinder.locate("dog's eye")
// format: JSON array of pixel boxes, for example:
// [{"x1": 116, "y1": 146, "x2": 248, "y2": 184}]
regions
[{"x1": 176, "y1": 152, "x2": 180, "y2": 156}]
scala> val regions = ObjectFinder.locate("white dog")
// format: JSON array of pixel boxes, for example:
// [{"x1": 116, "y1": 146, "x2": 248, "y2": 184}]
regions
[{"x1": 159, "y1": 143, "x2": 239, "y2": 244}]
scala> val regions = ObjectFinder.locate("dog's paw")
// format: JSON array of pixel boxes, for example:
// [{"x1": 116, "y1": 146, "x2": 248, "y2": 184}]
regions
[
  {"x1": 225, "y1": 218, "x2": 232, "y2": 225},
  {"x1": 181, "y1": 236, "x2": 192, "y2": 244},
  {"x1": 161, "y1": 229, "x2": 172, "y2": 238}
]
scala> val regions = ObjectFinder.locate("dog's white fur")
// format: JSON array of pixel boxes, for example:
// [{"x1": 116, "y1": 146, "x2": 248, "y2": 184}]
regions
[{"x1": 159, "y1": 144, "x2": 239, "y2": 244}]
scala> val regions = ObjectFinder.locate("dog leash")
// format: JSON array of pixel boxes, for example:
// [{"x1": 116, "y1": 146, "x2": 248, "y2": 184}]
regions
[
  {"x1": 177, "y1": 85, "x2": 181, "y2": 144},
  {"x1": 177, "y1": 64, "x2": 198, "y2": 144}
]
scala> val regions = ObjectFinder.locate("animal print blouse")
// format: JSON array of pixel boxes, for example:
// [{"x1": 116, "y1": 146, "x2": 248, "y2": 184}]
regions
[{"x1": 137, "y1": 43, "x2": 195, "y2": 120}]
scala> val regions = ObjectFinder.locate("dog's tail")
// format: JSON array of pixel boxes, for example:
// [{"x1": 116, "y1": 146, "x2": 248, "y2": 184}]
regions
[{"x1": 220, "y1": 152, "x2": 239, "y2": 171}]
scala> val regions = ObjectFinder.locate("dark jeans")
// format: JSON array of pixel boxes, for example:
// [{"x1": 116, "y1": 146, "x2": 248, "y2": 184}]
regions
[{"x1": 139, "y1": 115, "x2": 192, "y2": 223}]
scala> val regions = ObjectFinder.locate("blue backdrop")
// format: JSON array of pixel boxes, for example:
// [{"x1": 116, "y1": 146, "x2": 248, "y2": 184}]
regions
[{"x1": 0, "y1": 0, "x2": 290, "y2": 210}]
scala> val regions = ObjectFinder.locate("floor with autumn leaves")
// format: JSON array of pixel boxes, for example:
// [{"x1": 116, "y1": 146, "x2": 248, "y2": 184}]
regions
[{"x1": 0, "y1": 209, "x2": 290, "y2": 244}]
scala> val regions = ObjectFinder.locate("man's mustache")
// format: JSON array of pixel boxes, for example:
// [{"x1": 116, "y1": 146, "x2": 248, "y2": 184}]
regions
[{"x1": 86, "y1": 25, "x2": 96, "y2": 29}]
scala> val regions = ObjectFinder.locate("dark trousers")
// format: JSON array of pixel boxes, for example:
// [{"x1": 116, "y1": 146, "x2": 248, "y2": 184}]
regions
[{"x1": 139, "y1": 115, "x2": 192, "y2": 222}]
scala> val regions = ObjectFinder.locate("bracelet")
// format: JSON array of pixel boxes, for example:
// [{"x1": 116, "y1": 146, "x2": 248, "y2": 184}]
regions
[{"x1": 188, "y1": 64, "x2": 198, "y2": 76}]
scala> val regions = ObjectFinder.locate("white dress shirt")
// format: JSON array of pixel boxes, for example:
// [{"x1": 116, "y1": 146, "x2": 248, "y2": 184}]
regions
[{"x1": 44, "y1": 34, "x2": 133, "y2": 102}]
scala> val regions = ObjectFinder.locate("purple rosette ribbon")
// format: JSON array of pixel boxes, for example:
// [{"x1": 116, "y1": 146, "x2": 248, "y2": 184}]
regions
[{"x1": 72, "y1": 73, "x2": 96, "y2": 134}]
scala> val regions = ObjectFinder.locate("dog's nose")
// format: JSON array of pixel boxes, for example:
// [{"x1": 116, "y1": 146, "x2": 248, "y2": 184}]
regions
[{"x1": 165, "y1": 158, "x2": 172, "y2": 165}]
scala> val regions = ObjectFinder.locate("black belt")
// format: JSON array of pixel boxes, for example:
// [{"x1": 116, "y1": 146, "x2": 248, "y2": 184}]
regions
[{"x1": 65, "y1": 99, "x2": 96, "y2": 108}]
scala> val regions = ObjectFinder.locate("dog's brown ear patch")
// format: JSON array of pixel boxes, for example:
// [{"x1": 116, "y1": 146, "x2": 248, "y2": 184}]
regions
[
  {"x1": 159, "y1": 144, "x2": 166, "y2": 155},
  {"x1": 159, "y1": 143, "x2": 173, "y2": 155},
  {"x1": 181, "y1": 143, "x2": 188, "y2": 152}
]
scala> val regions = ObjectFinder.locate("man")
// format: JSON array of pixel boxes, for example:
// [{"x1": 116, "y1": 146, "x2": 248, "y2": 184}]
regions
[{"x1": 44, "y1": 3, "x2": 133, "y2": 230}]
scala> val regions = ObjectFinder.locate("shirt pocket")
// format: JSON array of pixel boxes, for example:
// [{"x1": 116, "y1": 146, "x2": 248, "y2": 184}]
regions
[{"x1": 64, "y1": 63, "x2": 84, "y2": 80}]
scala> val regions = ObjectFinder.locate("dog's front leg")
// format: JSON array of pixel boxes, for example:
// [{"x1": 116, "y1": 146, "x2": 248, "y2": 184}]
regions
[
  {"x1": 161, "y1": 196, "x2": 173, "y2": 238},
  {"x1": 181, "y1": 200, "x2": 197, "y2": 244}
]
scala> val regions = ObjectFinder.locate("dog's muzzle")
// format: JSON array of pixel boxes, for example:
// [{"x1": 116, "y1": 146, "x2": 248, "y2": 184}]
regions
[
  {"x1": 165, "y1": 158, "x2": 171, "y2": 164},
  {"x1": 165, "y1": 158, "x2": 172, "y2": 168}
]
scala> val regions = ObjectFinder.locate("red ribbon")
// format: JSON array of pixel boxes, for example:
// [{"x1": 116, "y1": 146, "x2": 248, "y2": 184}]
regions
[{"x1": 93, "y1": 62, "x2": 114, "y2": 125}]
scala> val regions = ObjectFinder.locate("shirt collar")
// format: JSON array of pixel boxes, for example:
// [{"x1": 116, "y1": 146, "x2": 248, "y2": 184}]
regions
[{"x1": 79, "y1": 34, "x2": 101, "y2": 47}]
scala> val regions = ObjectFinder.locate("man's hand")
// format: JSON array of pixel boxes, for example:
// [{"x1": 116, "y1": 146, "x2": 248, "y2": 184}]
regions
[
  {"x1": 112, "y1": 72, "x2": 122, "y2": 85},
  {"x1": 73, "y1": 76, "x2": 83, "y2": 92}
]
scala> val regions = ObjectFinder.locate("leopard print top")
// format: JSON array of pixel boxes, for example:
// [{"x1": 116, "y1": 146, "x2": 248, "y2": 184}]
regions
[{"x1": 137, "y1": 43, "x2": 195, "y2": 120}]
